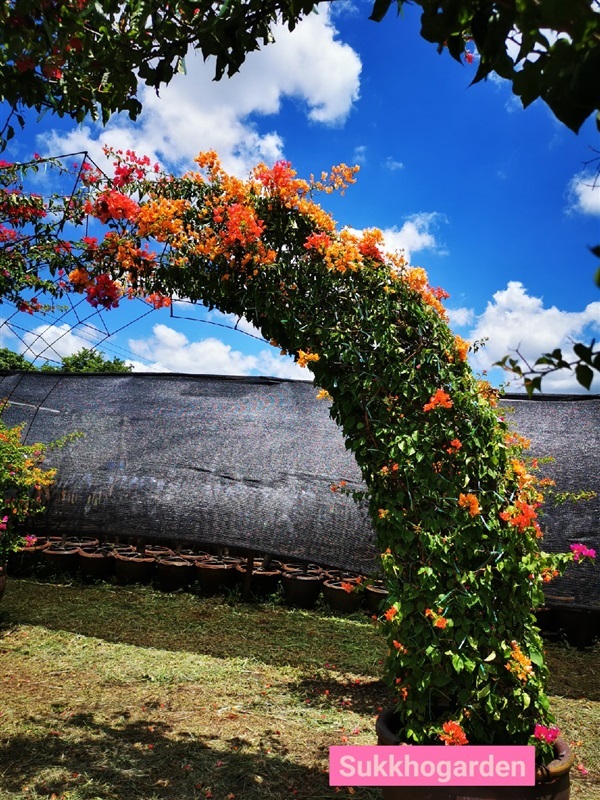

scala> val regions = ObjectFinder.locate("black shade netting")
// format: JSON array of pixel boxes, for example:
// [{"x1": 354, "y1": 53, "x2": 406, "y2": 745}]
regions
[{"x1": 1, "y1": 373, "x2": 598, "y2": 607}]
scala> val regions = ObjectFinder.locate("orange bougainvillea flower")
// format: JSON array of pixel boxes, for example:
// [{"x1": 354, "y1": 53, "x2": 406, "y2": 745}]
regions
[
  {"x1": 384, "y1": 606, "x2": 398, "y2": 621},
  {"x1": 423, "y1": 389, "x2": 452, "y2": 412},
  {"x1": 425, "y1": 607, "x2": 449, "y2": 629},
  {"x1": 458, "y1": 493, "x2": 481, "y2": 517},
  {"x1": 505, "y1": 640, "x2": 533, "y2": 682},
  {"x1": 297, "y1": 349, "x2": 320, "y2": 368},
  {"x1": 453, "y1": 335, "x2": 469, "y2": 362},
  {"x1": 439, "y1": 720, "x2": 468, "y2": 746},
  {"x1": 446, "y1": 438, "x2": 462, "y2": 454},
  {"x1": 393, "y1": 640, "x2": 408, "y2": 654}
]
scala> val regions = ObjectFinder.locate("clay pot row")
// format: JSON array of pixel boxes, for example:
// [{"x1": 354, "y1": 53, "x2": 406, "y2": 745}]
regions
[{"x1": 9, "y1": 538, "x2": 390, "y2": 613}]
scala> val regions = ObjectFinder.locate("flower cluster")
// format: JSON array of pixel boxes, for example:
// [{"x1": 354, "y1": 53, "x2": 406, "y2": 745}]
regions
[
  {"x1": 0, "y1": 410, "x2": 65, "y2": 563},
  {"x1": 439, "y1": 721, "x2": 469, "y2": 746},
  {"x1": 458, "y1": 492, "x2": 480, "y2": 517},
  {"x1": 570, "y1": 543, "x2": 596, "y2": 561},
  {"x1": 423, "y1": 388, "x2": 452, "y2": 412}
]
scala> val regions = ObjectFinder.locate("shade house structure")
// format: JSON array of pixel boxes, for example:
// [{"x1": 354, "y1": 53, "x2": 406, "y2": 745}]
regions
[{"x1": 1, "y1": 373, "x2": 598, "y2": 628}]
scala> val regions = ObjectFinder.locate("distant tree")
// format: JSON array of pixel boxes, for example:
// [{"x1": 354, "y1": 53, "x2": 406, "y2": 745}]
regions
[
  {"x1": 0, "y1": 347, "x2": 34, "y2": 371},
  {"x1": 41, "y1": 348, "x2": 133, "y2": 373}
]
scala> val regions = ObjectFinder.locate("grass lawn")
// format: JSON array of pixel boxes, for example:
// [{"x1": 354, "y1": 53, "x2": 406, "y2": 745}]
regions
[{"x1": 0, "y1": 577, "x2": 599, "y2": 800}]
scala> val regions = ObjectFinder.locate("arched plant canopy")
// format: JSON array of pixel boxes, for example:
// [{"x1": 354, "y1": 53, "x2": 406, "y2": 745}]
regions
[{"x1": 0, "y1": 150, "x2": 593, "y2": 752}]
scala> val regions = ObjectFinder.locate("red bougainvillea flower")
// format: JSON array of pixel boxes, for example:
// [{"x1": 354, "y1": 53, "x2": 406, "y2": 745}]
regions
[
  {"x1": 439, "y1": 720, "x2": 468, "y2": 746},
  {"x1": 84, "y1": 190, "x2": 140, "y2": 224},
  {"x1": 85, "y1": 274, "x2": 122, "y2": 309}
]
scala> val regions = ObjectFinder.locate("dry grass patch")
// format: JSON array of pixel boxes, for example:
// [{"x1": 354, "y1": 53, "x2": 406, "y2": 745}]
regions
[{"x1": 0, "y1": 578, "x2": 598, "y2": 800}]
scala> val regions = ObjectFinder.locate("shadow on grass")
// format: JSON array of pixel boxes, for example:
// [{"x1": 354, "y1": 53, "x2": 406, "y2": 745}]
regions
[
  {"x1": 291, "y1": 674, "x2": 385, "y2": 717},
  {"x1": 0, "y1": 577, "x2": 386, "y2": 677},
  {"x1": 0, "y1": 712, "x2": 382, "y2": 800}
]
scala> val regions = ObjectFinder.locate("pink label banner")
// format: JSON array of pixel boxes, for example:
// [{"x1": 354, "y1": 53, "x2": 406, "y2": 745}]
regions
[{"x1": 329, "y1": 745, "x2": 536, "y2": 786}]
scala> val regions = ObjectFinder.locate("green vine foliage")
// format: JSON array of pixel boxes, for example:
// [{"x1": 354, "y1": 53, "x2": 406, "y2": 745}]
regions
[{"x1": 1, "y1": 150, "x2": 594, "y2": 756}]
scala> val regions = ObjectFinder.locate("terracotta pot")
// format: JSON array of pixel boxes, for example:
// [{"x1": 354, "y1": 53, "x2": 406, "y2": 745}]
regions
[
  {"x1": 114, "y1": 551, "x2": 156, "y2": 584},
  {"x1": 65, "y1": 536, "x2": 100, "y2": 548},
  {"x1": 142, "y1": 544, "x2": 174, "y2": 559},
  {"x1": 324, "y1": 569, "x2": 363, "y2": 584},
  {"x1": 322, "y1": 579, "x2": 363, "y2": 613},
  {"x1": 156, "y1": 556, "x2": 196, "y2": 592},
  {"x1": 281, "y1": 569, "x2": 323, "y2": 609},
  {"x1": 376, "y1": 708, "x2": 574, "y2": 800},
  {"x1": 41, "y1": 543, "x2": 81, "y2": 575},
  {"x1": 0, "y1": 564, "x2": 6, "y2": 603},
  {"x1": 9, "y1": 537, "x2": 50, "y2": 575},
  {"x1": 365, "y1": 581, "x2": 389, "y2": 613},
  {"x1": 554, "y1": 607, "x2": 600, "y2": 649},
  {"x1": 236, "y1": 559, "x2": 282, "y2": 597},
  {"x1": 195, "y1": 557, "x2": 240, "y2": 595},
  {"x1": 78, "y1": 545, "x2": 115, "y2": 581},
  {"x1": 281, "y1": 561, "x2": 323, "y2": 574},
  {"x1": 178, "y1": 549, "x2": 210, "y2": 563}
]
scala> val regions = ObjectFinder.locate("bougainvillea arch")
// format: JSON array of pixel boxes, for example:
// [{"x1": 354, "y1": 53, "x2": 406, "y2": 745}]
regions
[{"x1": 0, "y1": 149, "x2": 595, "y2": 757}]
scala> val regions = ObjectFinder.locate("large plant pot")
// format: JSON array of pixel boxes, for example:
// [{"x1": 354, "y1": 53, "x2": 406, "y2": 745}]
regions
[
  {"x1": 365, "y1": 580, "x2": 389, "y2": 614},
  {"x1": 78, "y1": 545, "x2": 115, "y2": 581},
  {"x1": 114, "y1": 552, "x2": 156, "y2": 585},
  {"x1": 281, "y1": 569, "x2": 323, "y2": 609},
  {"x1": 375, "y1": 708, "x2": 574, "y2": 800},
  {"x1": 8, "y1": 537, "x2": 50, "y2": 575},
  {"x1": 236, "y1": 559, "x2": 282, "y2": 598},
  {"x1": 142, "y1": 544, "x2": 174, "y2": 559},
  {"x1": 179, "y1": 549, "x2": 210, "y2": 564},
  {"x1": 41, "y1": 543, "x2": 81, "y2": 575},
  {"x1": 156, "y1": 556, "x2": 196, "y2": 592},
  {"x1": 195, "y1": 557, "x2": 240, "y2": 595},
  {"x1": 322, "y1": 578, "x2": 363, "y2": 613}
]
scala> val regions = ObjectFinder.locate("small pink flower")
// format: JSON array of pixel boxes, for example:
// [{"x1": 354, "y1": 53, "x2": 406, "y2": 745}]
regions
[
  {"x1": 533, "y1": 724, "x2": 560, "y2": 744},
  {"x1": 25, "y1": 535, "x2": 37, "y2": 546},
  {"x1": 570, "y1": 543, "x2": 596, "y2": 561}
]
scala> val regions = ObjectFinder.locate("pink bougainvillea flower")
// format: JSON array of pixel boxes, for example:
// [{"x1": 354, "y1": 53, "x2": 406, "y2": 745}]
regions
[
  {"x1": 570, "y1": 543, "x2": 596, "y2": 561},
  {"x1": 533, "y1": 725, "x2": 560, "y2": 744}
]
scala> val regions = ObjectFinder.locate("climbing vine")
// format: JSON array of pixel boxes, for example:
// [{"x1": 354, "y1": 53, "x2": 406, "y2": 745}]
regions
[{"x1": 0, "y1": 150, "x2": 595, "y2": 758}]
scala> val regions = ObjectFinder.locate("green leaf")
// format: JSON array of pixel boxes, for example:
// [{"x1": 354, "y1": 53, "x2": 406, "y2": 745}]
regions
[
  {"x1": 369, "y1": 0, "x2": 394, "y2": 23},
  {"x1": 575, "y1": 363, "x2": 594, "y2": 390}
]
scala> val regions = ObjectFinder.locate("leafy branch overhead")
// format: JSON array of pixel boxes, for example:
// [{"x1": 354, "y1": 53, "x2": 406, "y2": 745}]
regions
[
  {"x1": 1, "y1": 0, "x2": 599, "y2": 147},
  {"x1": 496, "y1": 340, "x2": 600, "y2": 397}
]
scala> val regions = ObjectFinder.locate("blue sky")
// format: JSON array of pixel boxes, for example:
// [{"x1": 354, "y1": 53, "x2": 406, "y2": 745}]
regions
[{"x1": 1, "y1": 0, "x2": 599, "y2": 390}]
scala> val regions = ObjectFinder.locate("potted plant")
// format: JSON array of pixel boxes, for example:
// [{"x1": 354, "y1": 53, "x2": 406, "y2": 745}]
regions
[
  {"x1": 0, "y1": 405, "x2": 75, "y2": 598},
  {"x1": 11, "y1": 149, "x2": 596, "y2": 795}
]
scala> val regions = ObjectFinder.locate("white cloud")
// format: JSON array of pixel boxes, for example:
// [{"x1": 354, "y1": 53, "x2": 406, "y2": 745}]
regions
[
  {"x1": 384, "y1": 156, "x2": 404, "y2": 171},
  {"x1": 447, "y1": 306, "x2": 475, "y2": 327},
  {"x1": 18, "y1": 322, "x2": 101, "y2": 365},
  {"x1": 37, "y1": 9, "x2": 361, "y2": 175},
  {"x1": 344, "y1": 212, "x2": 446, "y2": 264},
  {"x1": 567, "y1": 171, "x2": 600, "y2": 217},
  {"x1": 127, "y1": 323, "x2": 310, "y2": 380},
  {"x1": 380, "y1": 212, "x2": 447, "y2": 263},
  {"x1": 353, "y1": 145, "x2": 367, "y2": 165},
  {"x1": 467, "y1": 281, "x2": 600, "y2": 392}
]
